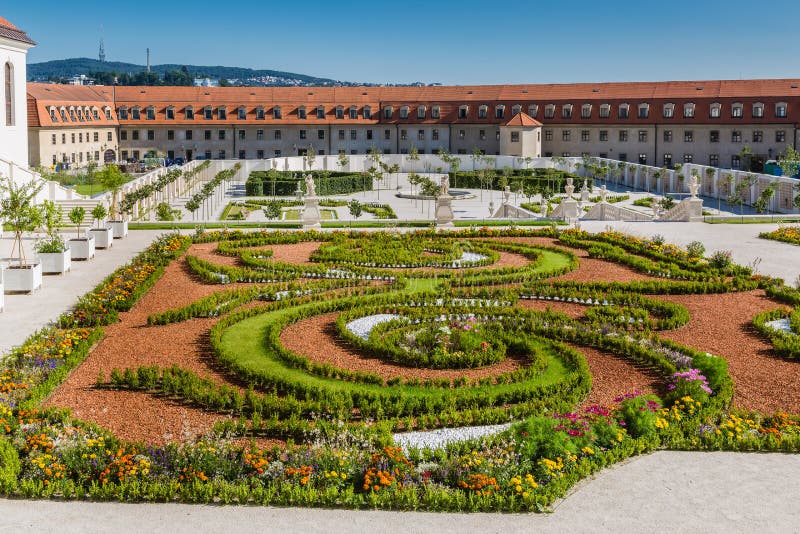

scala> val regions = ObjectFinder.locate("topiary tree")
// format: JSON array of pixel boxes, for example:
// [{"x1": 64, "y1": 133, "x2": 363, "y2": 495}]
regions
[
  {"x1": 91, "y1": 203, "x2": 107, "y2": 228},
  {"x1": 264, "y1": 200, "x2": 282, "y2": 221},
  {"x1": 0, "y1": 177, "x2": 44, "y2": 266},
  {"x1": 69, "y1": 206, "x2": 86, "y2": 239}
]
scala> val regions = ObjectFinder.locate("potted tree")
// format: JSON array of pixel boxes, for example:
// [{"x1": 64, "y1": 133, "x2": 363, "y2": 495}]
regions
[
  {"x1": 35, "y1": 200, "x2": 71, "y2": 274},
  {"x1": 68, "y1": 206, "x2": 95, "y2": 260},
  {"x1": 98, "y1": 165, "x2": 129, "y2": 238},
  {"x1": 0, "y1": 177, "x2": 44, "y2": 293},
  {"x1": 89, "y1": 203, "x2": 113, "y2": 249}
]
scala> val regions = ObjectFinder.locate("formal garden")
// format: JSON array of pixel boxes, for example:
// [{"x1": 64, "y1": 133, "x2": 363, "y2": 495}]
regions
[{"x1": 1, "y1": 226, "x2": 800, "y2": 512}]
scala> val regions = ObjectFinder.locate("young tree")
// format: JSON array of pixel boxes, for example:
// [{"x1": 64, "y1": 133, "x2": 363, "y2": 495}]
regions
[
  {"x1": 0, "y1": 177, "x2": 44, "y2": 266},
  {"x1": 348, "y1": 199, "x2": 362, "y2": 226},
  {"x1": 304, "y1": 145, "x2": 316, "y2": 171},
  {"x1": 37, "y1": 200, "x2": 65, "y2": 252},
  {"x1": 263, "y1": 200, "x2": 282, "y2": 221},
  {"x1": 69, "y1": 206, "x2": 86, "y2": 240},
  {"x1": 778, "y1": 146, "x2": 800, "y2": 178},
  {"x1": 408, "y1": 146, "x2": 420, "y2": 175},
  {"x1": 97, "y1": 165, "x2": 128, "y2": 220},
  {"x1": 337, "y1": 151, "x2": 349, "y2": 171},
  {"x1": 91, "y1": 203, "x2": 108, "y2": 228}
]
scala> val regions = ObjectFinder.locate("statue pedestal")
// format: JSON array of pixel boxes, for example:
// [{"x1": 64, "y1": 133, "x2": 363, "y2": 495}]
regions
[
  {"x1": 559, "y1": 198, "x2": 580, "y2": 219},
  {"x1": 686, "y1": 197, "x2": 704, "y2": 221},
  {"x1": 435, "y1": 194, "x2": 454, "y2": 226},
  {"x1": 302, "y1": 196, "x2": 321, "y2": 228}
]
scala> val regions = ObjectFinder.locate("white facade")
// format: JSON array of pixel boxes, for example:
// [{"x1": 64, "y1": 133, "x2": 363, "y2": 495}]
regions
[{"x1": 0, "y1": 28, "x2": 33, "y2": 168}]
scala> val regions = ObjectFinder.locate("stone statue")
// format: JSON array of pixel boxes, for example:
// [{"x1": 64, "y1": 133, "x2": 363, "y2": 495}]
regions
[
  {"x1": 439, "y1": 175, "x2": 449, "y2": 196},
  {"x1": 689, "y1": 175, "x2": 700, "y2": 198},
  {"x1": 580, "y1": 180, "x2": 590, "y2": 203},
  {"x1": 564, "y1": 176, "x2": 575, "y2": 198},
  {"x1": 600, "y1": 185, "x2": 608, "y2": 203},
  {"x1": 304, "y1": 174, "x2": 316, "y2": 197}
]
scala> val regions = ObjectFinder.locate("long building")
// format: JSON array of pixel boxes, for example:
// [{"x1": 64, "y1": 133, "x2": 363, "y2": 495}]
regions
[{"x1": 27, "y1": 79, "x2": 800, "y2": 172}]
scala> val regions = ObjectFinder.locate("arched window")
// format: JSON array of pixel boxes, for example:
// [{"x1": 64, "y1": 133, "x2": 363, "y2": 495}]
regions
[
  {"x1": 4, "y1": 62, "x2": 13, "y2": 126},
  {"x1": 478, "y1": 105, "x2": 488, "y2": 119},
  {"x1": 512, "y1": 104, "x2": 522, "y2": 115}
]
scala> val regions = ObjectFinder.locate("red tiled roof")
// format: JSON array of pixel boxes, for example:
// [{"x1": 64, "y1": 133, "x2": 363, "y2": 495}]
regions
[
  {"x1": 0, "y1": 15, "x2": 35, "y2": 45},
  {"x1": 27, "y1": 83, "x2": 117, "y2": 128},
  {"x1": 504, "y1": 112, "x2": 542, "y2": 127}
]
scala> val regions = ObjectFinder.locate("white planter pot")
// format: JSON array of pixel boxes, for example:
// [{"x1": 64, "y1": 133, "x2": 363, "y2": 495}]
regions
[
  {"x1": 69, "y1": 236, "x2": 96, "y2": 260},
  {"x1": 38, "y1": 249, "x2": 72, "y2": 274},
  {"x1": 109, "y1": 219, "x2": 128, "y2": 238},
  {"x1": 89, "y1": 227, "x2": 114, "y2": 249},
  {"x1": 4, "y1": 261, "x2": 43, "y2": 294}
]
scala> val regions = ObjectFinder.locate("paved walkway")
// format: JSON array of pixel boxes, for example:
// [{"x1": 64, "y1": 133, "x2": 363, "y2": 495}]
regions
[{"x1": 0, "y1": 451, "x2": 798, "y2": 533}]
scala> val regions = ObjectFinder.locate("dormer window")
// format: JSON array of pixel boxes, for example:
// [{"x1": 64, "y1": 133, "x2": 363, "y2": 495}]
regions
[
  {"x1": 683, "y1": 103, "x2": 695, "y2": 118},
  {"x1": 528, "y1": 104, "x2": 538, "y2": 117},
  {"x1": 637, "y1": 103, "x2": 649, "y2": 119},
  {"x1": 238, "y1": 106, "x2": 247, "y2": 120},
  {"x1": 255, "y1": 106, "x2": 264, "y2": 120},
  {"x1": 752, "y1": 102, "x2": 764, "y2": 118},
  {"x1": 145, "y1": 106, "x2": 154, "y2": 120},
  {"x1": 185, "y1": 106, "x2": 194, "y2": 120},
  {"x1": 336, "y1": 106, "x2": 344, "y2": 119},
  {"x1": 117, "y1": 107, "x2": 127, "y2": 120},
  {"x1": 49, "y1": 107, "x2": 58, "y2": 122},
  {"x1": 776, "y1": 102, "x2": 788, "y2": 118},
  {"x1": 458, "y1": 105, "x2": 468, "y2": 119},
  {"x1": 76, "y1": 109, "x2": 84, "y2": 122},
  {"x1": 580, "y1": 104, "x2": 591, "y2": 119},
  {"x1": 732, "y1": 103, "x2": 743, "y2": 118},
  {"x1": 204, "y1": 106, "x2": 212, "y2": 120},
  {"x1": 618, "y1": 103, "x2": 630, "y2": 119},
  {"x1": 561, "y1": 104, "x2": 572, "y2": 119},
  {"x1": 349, "y1": 105, "x2": 358, "y2": 119},
  {"x1": 417, "y1": 105, "x2": 426, "y2": 119},
  {"x1": 92, "y1": 108, "x2": 100, "y2": 120},
  {"x1": 104, "y1": 107, "x2": 112, "y2": 120},
  {"x1": 273, "y1": 106, "x2": 282, "y2": 119},
  {"x1": 297, "y1": 106, "x2": 307, "y2": 119},
  {"x1": 599, "y1": 104, "x2": 610, "y2": 118},
  {"x1": 166, "y1": 106, "x2": 175, "y2": 120},
  {"x1": 496, "y1": 105, "x2": 506, "y2": 119},
  {"x1": 363, "y1": 105, "x2": 371, "y2": 119},
  {"x1": 431, "y1": 106, "x2": 440, "y2": 119},
  {"x1": 218, "y1": 106, "x2": 227, "y2": 120},
  {"x1": 478, "y1": 105, "x2": 488, "y2": 119},
  {"x1": 383, "y1": 106, "x2": 393, "y2": 119},
  {"x1": 512, "y1": 104, "x2": 523, "y2": 116},
  {"x1": 544, "y1": 105, "x2": 555, "y2": 119},
  {"x1": 709, "y1": 102, "x2": 721, "y2": 118},
  {"x1": 663, "y1": 103, "x2": 675, "y2": 118},
  {"x1": 399, "y1": 106, "x2": 409, "y2": 119},
  {"x1": 131, "y1": 106, "x2": 140, "y2": 120},
  {"x1": 317, "y1": 105, "x2": 326, "y2": 119}
]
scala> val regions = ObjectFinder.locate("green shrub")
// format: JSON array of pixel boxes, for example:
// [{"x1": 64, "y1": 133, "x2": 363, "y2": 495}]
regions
[
  {"x1": 618, "y1": 396, "x2": 661, "y2": 438},
  {"x1": 0, "y1": 438, "x2": 20, "y2": 494}
]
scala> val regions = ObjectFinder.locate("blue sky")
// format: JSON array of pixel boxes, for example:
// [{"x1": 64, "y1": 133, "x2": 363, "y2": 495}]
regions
[{"x1": 6, "y1": 0, "x2": 800, "y2": 84}]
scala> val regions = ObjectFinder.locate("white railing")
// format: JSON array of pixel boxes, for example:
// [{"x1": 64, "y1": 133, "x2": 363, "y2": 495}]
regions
[{"x1": 0, "y1": 157, "x2": 89, "y2": 203}]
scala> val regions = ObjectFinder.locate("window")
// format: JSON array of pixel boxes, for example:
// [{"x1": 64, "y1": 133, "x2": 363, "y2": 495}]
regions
[
  {"x1": 132, "y1": 131, "x2": 139, "y2": 141},
  {"x1": 239, "y1": 129, "x2": 246, "y2": 140},
  {"x1": 51, "y1": 134, "x2": 56, "y2": 145},
  {"x1": 709, "y1": 103, "x2": 721, "y2": 118},
  {"x1": 663, "y1": 130, "x2": 673, "y2": 142},
  {"x1": 166, "y1": 107, "x2": 175, "y2": 120},
  {"x1": 561, "y1": 104, "x2": 572, "y2": 119},
  {"x1": 349, "y1": 106, "x2": 358, "y2": 119},
  {"x1": 776, "y1": 103, "x2": 788, "y2": 118},
  {"x1": 62, "y1": 133, "x2": 66, "y2": 143},
  {"x1": 479, "y1": 129, "x2": 486, "y2": 141},
  {"x1": 204, "y1": 107, "x2": 212, "y2": 120},
  {"x1": 186, "y1": 106, "x2": 194, "y2": 120},
  {"x1": 478, "y1": 106, "x2": 488, "y2": 119},
  {"x1": 317, "y1": 106, "x2": 325, "y2": 119},
  {"x1": 663, "y1": 153, "x2": 673, "y2": 167},
  {"x1": 710, "y1": 130, "x2": 719, "y2": 143},
  {"x1": 318, "y1": 129, "x2": 325, "y2": 140},
  {"x1": 274, "y1": 150, "x2": 281, "y2": 157},
  {"x1": 660, "y1": 103, "x2": 674, "y2": 118},
  {"x1": 239, "y1": 150, "x2": 246, "y2": 159},
  {"x1": 365, "y1": 129, "x2": 373, "y2": 140},
  {"x1": 204, "y1": 130, "x2": 211, "y2": 140},
  {"x1": 619, "y1": 104, "x2": 630, "y2": 119},
  {"x1": 562, "y1": 130, "x2": 571, "y2": 141},
  {"x1": 732, "y1": 103, "x2": 743, "y2": 118},
  {"x1": 638, "y1": 154, "x2": 647, "y2": 165},
  {"x1": 599, "y1": 130, "x2": 608, "y2": 141},
  {"x1": 683, "y1": 154, "x2": 693, "y2": 163},
  {"x1": 121, "y1": 131, "x2": 128, "y2": 141},
  {"x1": 218, "y1": 150, "x2": 226, "y2": 159},
  {"x1": 274, "y1": 130, "x2": 281, "y2": 140},
  {"x1": 351, "y1": 129, "x2": 357, "y2": 140},
  {"x1": 683, "y1": 103, "x2": 695, "y2": 118},
  {"x1": 218, "y1": 130, "x2": 226, "y2": 140},
  {"x1": 338, "y1": 130, "x2": 345, "y2": 140},
  {"x1": 432, "y1": 129, "x2": 439, "y2": 141},
  {"x1": 363, "y1": 106, "x2": 371, "y2": 119},
  {"x1": 93, "y1": 132, "x2": 99, "y2": 142},
  {"x1": 732, "y1": 130, "x2": 742, "y2": 142},
  {"x1": 459, "y1": 106, "x2": 468, "y2": 119},
  {"x1": 384, "y1": 129, "x2": 391, "y2": 140},
  {"x1": 512, "y1": 104, "x2": 522, "y2": 116},
  {"x1": 752, "y1": 130, "x2": 763, "y2": 143},
  {"x1": 581, "y1": 130, "x2": 590, "y2": 142},
  {"x1": 496, "y1": 105, "x2": 506, "y2": 119},
  {"x1": 167, "y1": 130, "x2": 174, "y2": 140},
  {"x1": 186, "y1": 130, "x2": 193, "y2": 140},
  {"x1": 581, "y1": 104, "x2": 592, "y2": 119},
  {"x1": 619, "y1": 130, "x2": 628, "y2": 142},
  {"x1": 417, "y1": 105, "x2": 426, "y2": 119},
  {"x1": 233, "y1": 106, "x2": 244, "y2": 120},
  {"x1": 132, "y1": 107, "x2": 141, "y2": 120},
  {"x1": 544, "y1": 105, "x2": 555, "y2": 119},
  {"x1": 528, "y1": 104, "x2": 538, "y2": 117},
  {"x1": 383, "y1": 106, "x2": 393, "y2": 119},
  {"x1": 299, "y1": 130, "x2": 307, "y2": 140},
  {"x1": 417, "y1": 129, "x2": 425, "y2": 141},
  {"x1": 105, "y1": 108, "x2": 112, "y2": 120},
  {"x1": 93, "y1": 109, "x2": 100, "y2": 120},
  {"x1": 256, "y1": 129, "x2": 263, "y2": 140},
  {"x1": 459, "y1": 129, "x2": 465, "y2": 139},
  {"x1": 60, "y1": 108, "x2": 69, "y2": 122},
  {"x1": 256, "y1": 107, "x2": 265, "y2": 120},
  {"x1": 400, "y1": 130, "x2": 407, "y2": 140},
  {"x1": 599, "y1": 104, "x2": 610, "y2": 119},
  {"x1": 297, "y1": 106, "x2": 306, "y2": 119},
  {"x1": 683, "y1": 131, "x2": 694, "y2": 142},
  {"x1": 431, "y1": 106, "x2": 440, "y2": 119},
  {"x1": 257, "y1": 150, "x2": 265, "y2": 159},
  {"x1": 273, "y1": 106, "x2": 282, "y2": 119},
  {"x1": 218, "y1": 107, "x2": 227, "y2": 120},
  {"x1": 544, "y1": 129, "x2": 553, "y2": 141},
  {"x1": 752, "y1": 102, "x2": 764, "y2": 118},
  {"x1": 638, "y1": 130, "x2": 648, "y2": 143},
  {"x1": 618, "y1": 153, "x2": 627, "y2": 162},
  {"x1": 709, "y1": 154, "x2": 719, "y2": 167},
  {"x1": 204, "y1": 150, "x2": 212, "y2": 160},
  {"x1": 511, "y1": 131, "x2": 520, "y2": 143},
  {"x1": 731, "y1": 155, "x2": 741, "y2": 169},
  {"x1": 777, "y1": 130, "x2": 786, "y2": 143},
  {"x1": 637, "y1": 103, "x2": 649, "y2": 119},
  {"x1": 79, "y1": 133, "x2": 83, "y2": 143},
  {"x1": 399, "y1": 106, "x2": 409, "y2": 119}
]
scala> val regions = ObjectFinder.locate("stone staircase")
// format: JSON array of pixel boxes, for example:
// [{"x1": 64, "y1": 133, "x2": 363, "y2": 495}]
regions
[
  {"x1": 53, "y1": 199, "x2": 104, "y2": 227},
  {"x1": 582, "y1": 202, "x2": 652, "y2": 221}
]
